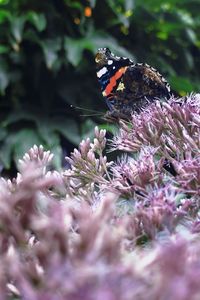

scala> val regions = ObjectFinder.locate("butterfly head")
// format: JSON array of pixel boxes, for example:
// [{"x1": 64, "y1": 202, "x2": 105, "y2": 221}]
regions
[
  {"x1": 95, "y1": 48, "x2": 132, "y2": 70},
  {"x1": 95, "y1": 48, "x2": 111, "y2": 65}
]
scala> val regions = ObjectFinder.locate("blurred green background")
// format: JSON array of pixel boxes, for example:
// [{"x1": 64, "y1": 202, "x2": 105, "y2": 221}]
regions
[{"x1": 0, "y1": 0, "x2": 200, "y2": 172}]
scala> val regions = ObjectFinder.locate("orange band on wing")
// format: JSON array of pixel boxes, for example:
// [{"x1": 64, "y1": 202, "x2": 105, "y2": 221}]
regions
[{"x1": 104, "y1": 67, "x2": 127, "y2": 97}]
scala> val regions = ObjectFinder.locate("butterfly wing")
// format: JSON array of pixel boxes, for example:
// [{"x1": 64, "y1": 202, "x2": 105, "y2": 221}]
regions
[
  {"x1": 123, "y1": 63, "x2": 171, "y2": 99},
  {"x1": 95, "y1": 48, "x2": 171, "y2": 118},
  {"x1": 106, "y1": 63, "x2": 171, "y2": 113}
]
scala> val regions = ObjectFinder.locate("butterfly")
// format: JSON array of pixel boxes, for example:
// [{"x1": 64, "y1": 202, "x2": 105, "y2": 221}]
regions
[{"x1": 95, "y1": 47, "x2": 171, "y2": 120}]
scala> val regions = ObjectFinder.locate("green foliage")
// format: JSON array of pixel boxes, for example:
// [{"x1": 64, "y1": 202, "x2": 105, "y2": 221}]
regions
[{"x1": 0, "y1": 0, "x2": 200, "y2": 170}]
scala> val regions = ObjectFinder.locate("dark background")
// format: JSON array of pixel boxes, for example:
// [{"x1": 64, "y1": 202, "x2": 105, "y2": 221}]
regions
[{"x1": 0, "y1": 0, "x2": 200, "y2": 172}]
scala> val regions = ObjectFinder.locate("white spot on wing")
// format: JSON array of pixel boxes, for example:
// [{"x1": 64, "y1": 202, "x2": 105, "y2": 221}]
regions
[
  {"x1": 108, "y1": 60, "x2": 113, "y2": 65},
  {"x1": 97, "y1": 67, "x2": 108, "y2": 78}
]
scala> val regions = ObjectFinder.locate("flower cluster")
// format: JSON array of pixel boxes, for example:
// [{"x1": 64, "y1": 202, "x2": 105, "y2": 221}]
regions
[
  {"x1": 113, "y1": 94, "x2": 200, "y2": 157},
  {"x1": 1, "y1": 94, "x2": 200, "y2": 299}
]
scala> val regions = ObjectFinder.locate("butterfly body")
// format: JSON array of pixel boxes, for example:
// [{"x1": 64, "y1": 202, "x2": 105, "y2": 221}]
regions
[{"x1": 95, "y1": 48, "x2": 171, "y2": 119}]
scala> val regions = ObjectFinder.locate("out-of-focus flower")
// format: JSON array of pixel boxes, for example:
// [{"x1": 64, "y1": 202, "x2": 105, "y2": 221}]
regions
[
  {"x1": 0, "y1": 94, "x2": 200, "y2": 299},
  {"x1": 84, "y1": 6, "x2": 92, "y2": 17}
]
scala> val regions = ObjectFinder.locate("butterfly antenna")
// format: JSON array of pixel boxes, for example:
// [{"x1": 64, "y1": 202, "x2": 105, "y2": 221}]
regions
[
  {"x1": 80, "y1": 113, "x2": 104, "y2": 117},
  {"x1": 70, "y1": 104, "x2": 104, "y2": 117}
]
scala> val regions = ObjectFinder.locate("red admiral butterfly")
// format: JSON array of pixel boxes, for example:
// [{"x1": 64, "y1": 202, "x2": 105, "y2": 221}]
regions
[{"x1": 95, "y1": 48, "x2": 171, "y2": 120}]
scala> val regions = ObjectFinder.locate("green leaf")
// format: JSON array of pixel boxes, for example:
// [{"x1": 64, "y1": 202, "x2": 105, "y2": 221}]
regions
[
  {"x1": 0, "y1": 62, "x2": 9, "y2": 94},
  {"x1": 0, "y1": 127, "x2": 7, "y2": 141},
  {"x1": 89, "y1": 33, "x2": 135, "y2": 59},
  {"x1": 90, "y1": 0, "x2": 96, "y2": 8},
  {"x1": 169, "y1": 76, "x2": 195, "y2": 94},
  {"x1": 10, "y1": 16, "x2": 25, "y2": 43},
  {"x1": 2, "y1": 111, "x2": 37, "y2": 127},
  {"x1": 64, "y1": 33, "x2": 135, "y2": 66},
  {"x1": 0, "y1": 45, "x2": 9, "y2": 54},
  {"x1": 27, "y1": 11, "x2": 46, "y2": 31},
  {"x1": 185, "y1": 28, "x2": 197, "y2": 44},
  {"x1": 124, "y1": 0, "x2": 135, "y2": 11},
  {"x1": 99, "y1": 123, "x2": 116, "y2": 135},
  {"x1": 0, "y1": 128, "x2": 22, "y2": 169},
  {"x1": 41, "y1": 38, "x2": 61, "y2": 69},
  {"x1": 50, "y1": 144, "x2": 62, "y2": 170},
  {"x1": 0, "y1": 70, "x2": 8, "y2": 94},
  {"x1": 0, "y1": 0, "x2": 9, "y2": 4},
  {"x1": 51, "y1": 117, "x2": 81, "y2": 145},
  {"x1": 64, "y1": 37, "x2": 85, "y2": 66},
  {"x1": 0, "y1": 136, "x2": 13, "y2": 169},
  {"x1": 0, "y1": 9, "x2": 11, "y2": 23},
  {"x1": 13, "y1": 128, "x2": 43, "y2": 166},
  {"x1": 64, "y1": 0, "x2": 83, "y2": 10},
  {"x1": 36, "y1": 120, "x2": 60, "y2": 147},
  {"x1": 35, "y1": 119, "x2": 62, "y2": 169},
  {"x1": 183, "y1": 50, "x2": 194, "y2": 70},
  {"x1": 177, "y1": 11, "x2": 194, "y2": 26},
  {"x1": 38, "y1": 124, "x2": 62, "y2": 169},
  {"x1": 135, "y1": 0, "x2": 183, "y2": 11},
  {"x1": 80, "y1": 118, "x2": 97, "y2": 141}
]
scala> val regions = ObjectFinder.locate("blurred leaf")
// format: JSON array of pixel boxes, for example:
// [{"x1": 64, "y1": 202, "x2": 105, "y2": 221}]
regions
[
  {"x1": 81, "y1": 118, "x2": 97, "y2": 141},
  {"x1": 125, "y1": 0, "x2": 135, "y2": 11},
  {"x1": 0, "y1": 9, "x2": 10, "y2": 23},
  {"x1": 35, "y1": 114, "x2": 81, "y2": 146},
  {"x1": 51, "y1": 117, "x2": 81, "y2": 145},
  {"x1": 0, "y1": 0, "x2": 9, "y2": 4},
  {"x1": 2, "y1": 111, "x2": 37, "y2": 127},
  {"x1": 64, "y1": 37, "x2": 85, "y2": 66},
  {"x1": 185, "y1": 28, "x2": 197, "y2": 44},
  {"x1": 0, "y1": 127, "x2": 7, "y2": 141},
  {"x1": 135, "y1": 0, "x2": 183, "y2": 11},
  {"x1": 10, "y1": 16, "x2": 25, "y2": 43},
  {"x1": 0, "y1": 63, "x2": 9, "y2": 94},
  {"x1": 0, "y1": 70, "x2": 8, "y2": 94},
  {"x1": 156, "y1": 21, "x2": 182, "y2": 40},
  {"x1": 27, "y1": 11, "x2": 46, "y2": 31},
  {"x1": 36, "y1": 121, "x2": 62, "y2": 168},
  {"x1": 99, "y1": 123, "x2": 116, "y2": 135},
  {"x1": 64, "y1": 32, "x2": 135, "y2": 66},
  {"x1": 90, "y1": 0, "x2": 97, "y2": 8},
  {"x1": 36, "y1": 120, "x2": 60, "y2": 146},
  {"x1": 0, "y1": 136, "x2": 13, "y2": 169},
  {"x1": 169, "y1": 76, "x2": 195, "y2": 94},
  {"x1": 0, "y1": 45, "x2": 9, "y2": 54},
  {"x1": 65, "y1": 0, "x2": 83, "y2": 10},
  {"x1": 13, "y1": 128, "x2": 43, "y2": 166},
  {"x1": 50, "y1": 144, "x2": 62, "y2": 170},
  {"x1": 41, "y1": 38, "x2": 61, "y2": 69},
  {"x1": 176, "y1": 11, "x2": 194, "y2": 26},
  {"x1": 183, "y1": 50, "x2": 194, "y2": 70},
  {"x1": 88, "y1": 32, "x2": 135, "y2": 59}
]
